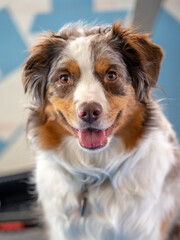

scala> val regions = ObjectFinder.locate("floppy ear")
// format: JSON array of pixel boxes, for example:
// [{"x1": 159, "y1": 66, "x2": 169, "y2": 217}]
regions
[
  {"x1": 22, "y1": 33, "x2": 65, "y2": 104},
  {"x1": 111, "y1": 22, "x2": 164, "y2": 102}
]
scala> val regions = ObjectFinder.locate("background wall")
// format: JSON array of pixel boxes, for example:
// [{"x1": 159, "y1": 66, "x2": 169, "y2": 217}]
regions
[{"x1": 0, "y1": 0, "x2": 180, "y2": 176}]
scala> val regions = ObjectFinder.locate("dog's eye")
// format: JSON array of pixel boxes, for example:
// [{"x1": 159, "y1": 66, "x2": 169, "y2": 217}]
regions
[
  {"x1": 106, "y1": 71, "x2": 117, "y2": 81},
  {"x1": 59, "y1": 74, "x2": 72, "y2": 85}
]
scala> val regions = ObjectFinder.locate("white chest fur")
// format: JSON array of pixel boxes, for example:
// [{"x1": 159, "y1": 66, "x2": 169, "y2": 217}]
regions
[{"x1": 35, "y1": 128, "x2": 176, "y2": 240}]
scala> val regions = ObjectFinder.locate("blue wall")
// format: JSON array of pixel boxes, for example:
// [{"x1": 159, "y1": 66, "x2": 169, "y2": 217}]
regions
[{"x1": 0, "y1": 0, "x2": 180, "y2": 158}]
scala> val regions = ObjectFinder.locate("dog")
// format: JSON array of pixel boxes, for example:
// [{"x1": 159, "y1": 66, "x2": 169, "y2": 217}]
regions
[{"x1": 22, "y1": 22, "x2": 180, "y2": 240}]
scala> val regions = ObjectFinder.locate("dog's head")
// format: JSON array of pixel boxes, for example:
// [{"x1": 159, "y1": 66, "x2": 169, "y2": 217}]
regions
[{"x1": 23, "y1": 22, "x2": 163, "y2": 152}]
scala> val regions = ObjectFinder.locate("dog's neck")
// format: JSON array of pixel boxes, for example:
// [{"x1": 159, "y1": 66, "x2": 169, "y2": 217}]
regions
[
  {"x1": 55, "y1": 139, "x2": 135, "y2": 188},
  {"x1": 77, "y1": 157, "x2": 132, "y2": 217},
  {"x1": 53, "y1": 137, "x2": 142, "y2": 216}
]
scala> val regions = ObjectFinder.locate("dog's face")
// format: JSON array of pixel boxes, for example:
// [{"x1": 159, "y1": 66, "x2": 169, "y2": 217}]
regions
[{"x1": 23, "y1": 22, "x2": 163, "y2": 152}]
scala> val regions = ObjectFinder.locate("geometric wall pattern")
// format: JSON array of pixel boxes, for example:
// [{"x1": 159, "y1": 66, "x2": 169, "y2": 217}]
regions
[{"x1": 0, "y1": 0, "x2": 179, "y2": 176}]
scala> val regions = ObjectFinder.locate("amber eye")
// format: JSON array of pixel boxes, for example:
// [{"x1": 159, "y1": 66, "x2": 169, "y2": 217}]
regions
[
  {"x1": 106, "y1": 71, "x2": 117, "y2": 81},
  {"x1": 59, "y1": 74, "x2": 71, "y2": 84}
]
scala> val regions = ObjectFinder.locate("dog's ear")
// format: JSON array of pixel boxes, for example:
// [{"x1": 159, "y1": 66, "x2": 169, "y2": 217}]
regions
[
  {"x1": 22, "y1": 33, "x2": 65, "y2": 104},
  {"x1": 111, "y1": 22, "x2": 164, "y2": 102}
]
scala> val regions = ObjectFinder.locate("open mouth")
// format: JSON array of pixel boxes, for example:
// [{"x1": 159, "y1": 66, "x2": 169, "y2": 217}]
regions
[
  {"x1": 73, "y1": 111, "x2": 121, "y2": 150},
  {"x1": 75, "y1": 126, "x2": 113, "y2": 150}
]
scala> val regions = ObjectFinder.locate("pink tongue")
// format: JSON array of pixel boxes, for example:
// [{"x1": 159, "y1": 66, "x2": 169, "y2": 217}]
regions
[{"x1": 78, "y1": 129, "x2": 106, "y2": 148}]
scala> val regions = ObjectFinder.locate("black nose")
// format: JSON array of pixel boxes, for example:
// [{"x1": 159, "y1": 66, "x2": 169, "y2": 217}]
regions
[{"x1": 77, "y1": 102, "x2": 103, "y2": 123}]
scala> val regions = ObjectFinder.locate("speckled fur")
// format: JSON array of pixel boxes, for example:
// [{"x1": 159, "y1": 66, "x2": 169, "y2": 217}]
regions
[{"x1": 23, "y1": 22, "x2": 180, "y2": 240}]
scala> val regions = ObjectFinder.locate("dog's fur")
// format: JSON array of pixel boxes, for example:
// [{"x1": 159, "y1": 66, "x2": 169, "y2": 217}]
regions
[{"x1": 22, "y1": 22, "x2": 180, "y2": 240}]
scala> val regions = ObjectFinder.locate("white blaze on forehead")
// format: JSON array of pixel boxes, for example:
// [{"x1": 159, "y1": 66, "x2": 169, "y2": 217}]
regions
[
  {"x1": 66, "y1": 36, "x2": 108, "y2": 112},
  {"x1": 66, "y1": 36, "x2": 92, "y2": 72}
]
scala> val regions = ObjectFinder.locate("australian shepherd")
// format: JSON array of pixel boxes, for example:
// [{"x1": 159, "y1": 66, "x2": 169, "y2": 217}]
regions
[{"x1": 22, "y1": 22, "x2": 180, "y2": 240}]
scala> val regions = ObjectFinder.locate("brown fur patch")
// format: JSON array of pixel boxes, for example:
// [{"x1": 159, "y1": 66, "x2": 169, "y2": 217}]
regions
[
  {"x1": 31, "y1": 79, "x2": 78, "y2": 150},
  {"x1": 161, "y1": 216, "x2": 170, "y2": 240},
  {"x1": 160, "y1": 214, "x2": 180, "y2": 240},
  {"x1": 28, "y1": 103, "x2": 70, "y2": 150},
  {"x1": 32, "y1": 91, "x2": 77, "y2": 150},
  {"x1": 105, "y1": 94, "x2": 131, "y2": 124},
  {"x1": 169, "y1": 224, "x2": 180, "y2": 240},
  {"x1": 38, "y1": 118, "x2": 70, "y2": 150},
  {"x1": 105, "y1": 86, "x2": 145, "y2": 151},
  {"x1": 65, "y1": 59, "x2": 80, "y2": 77},
  {"x1": 115, "y1": 103, "x2": 145, "y2": 151},
  {"x1": 95, "y1": 58, "x2": 110, "y2": 75},
  {"x1": 49, "y1": 95, "x2": 77, "y2": 126}
]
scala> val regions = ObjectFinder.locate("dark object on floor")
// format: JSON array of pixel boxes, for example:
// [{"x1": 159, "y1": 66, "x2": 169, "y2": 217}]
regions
[{"x1": 0, "y1": 171, "x2": 40, "y2": 230}]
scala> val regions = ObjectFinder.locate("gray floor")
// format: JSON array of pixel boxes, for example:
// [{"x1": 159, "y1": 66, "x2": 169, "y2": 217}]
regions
[{"x1": 0, "y1": 227, "x2": 47, "y2": 240}]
